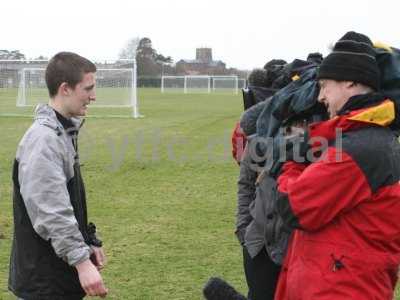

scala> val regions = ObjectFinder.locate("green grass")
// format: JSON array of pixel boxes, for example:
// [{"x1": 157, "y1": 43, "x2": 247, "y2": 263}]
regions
[
  {"x1": 0, "y1": 87, "x2": 238, "y2": 118},
  {"x1": 0, "y1": 88, "x2": 247, "y2": 299}
]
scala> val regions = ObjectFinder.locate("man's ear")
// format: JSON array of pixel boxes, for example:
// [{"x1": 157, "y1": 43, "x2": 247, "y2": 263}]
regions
[{"x1": 58, "y1": 82, "x2": 71, "y2": 96}]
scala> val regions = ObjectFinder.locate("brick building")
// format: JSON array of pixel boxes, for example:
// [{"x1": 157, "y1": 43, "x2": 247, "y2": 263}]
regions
[{"x1": 175, "y1": 48, "x2": 227, "y2": 75}]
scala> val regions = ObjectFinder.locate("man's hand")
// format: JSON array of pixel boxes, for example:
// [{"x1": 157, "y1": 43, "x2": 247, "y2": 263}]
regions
[
  {"x1": 76, "y1": 259, "x2": 108, "y2": 298},
  {"x1": 91, "y1": 246, "x2": 106, "y2": 271}
]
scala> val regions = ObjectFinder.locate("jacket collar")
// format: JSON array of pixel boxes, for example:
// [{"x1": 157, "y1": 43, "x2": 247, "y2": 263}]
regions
[
  {"x1": 337, "y1": 92, "x2": 387, "y2": 116},
  {"x1": 34, "y1": 104, "x2": 83, "y2": 135},
  {"x1": 308, "y1": 93, "x2": 394, "y2": 142},
  {"x1": 53, "y1": 109, "x2": 75, "y2": 130}
]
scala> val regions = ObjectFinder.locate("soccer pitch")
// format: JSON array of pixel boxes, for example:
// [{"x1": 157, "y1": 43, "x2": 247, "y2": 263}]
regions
[
  {"x1": 1, "y1": 88, "x2": 400, "y2": 299},
  {"x1": 0, "y1": 88, "x2": 248, "y2": 299}
]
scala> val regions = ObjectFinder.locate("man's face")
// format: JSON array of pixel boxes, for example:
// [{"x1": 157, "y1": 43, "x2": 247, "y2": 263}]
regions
[
  {"x1": 64, "y1": 72, "x2": 96, "y2": 117},
  {"x1": 318, "y1": 79, "x2": 351, "y2": 118}
]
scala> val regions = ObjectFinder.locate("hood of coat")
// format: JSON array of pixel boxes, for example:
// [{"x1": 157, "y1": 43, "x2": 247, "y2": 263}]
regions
[
  {"x1": 309, "y1": 94, "x2": 395, "y2": 144},
  {"x1": 34, "y1": 104, "x2": 83, "y2": 134}
]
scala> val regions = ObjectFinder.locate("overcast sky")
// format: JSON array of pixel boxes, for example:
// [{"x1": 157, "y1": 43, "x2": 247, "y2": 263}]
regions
[{"x1": 2, "y1": 0, "x2": 399, "y2": 70}]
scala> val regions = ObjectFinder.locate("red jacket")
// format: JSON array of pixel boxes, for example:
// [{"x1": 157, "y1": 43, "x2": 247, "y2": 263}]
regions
[
  {"x1": 275, "y1": 96, "x2": 400, "y2": 300},
  {"x1": 231, "y1": 122, "x2": 247, "y2": 164}
]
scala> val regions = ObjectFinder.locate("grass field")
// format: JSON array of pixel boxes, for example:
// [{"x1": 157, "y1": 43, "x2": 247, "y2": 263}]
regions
[
  {"x1": 0, "y1": 88, "x2": 248, "y2": 299},
  {"x1": 1, "y1": 88, "x2": 400, "y2": 300}
]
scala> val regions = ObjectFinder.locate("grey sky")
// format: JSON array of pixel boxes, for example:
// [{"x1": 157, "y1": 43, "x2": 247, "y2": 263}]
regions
[{"x1": 2, "y1": 0, "x2": 398, "y2": 70}]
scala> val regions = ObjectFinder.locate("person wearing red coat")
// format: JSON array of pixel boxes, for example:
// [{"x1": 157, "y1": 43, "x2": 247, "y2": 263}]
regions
[{"x1": 274, "y1": 31, "x2": 400, "y2": 299}]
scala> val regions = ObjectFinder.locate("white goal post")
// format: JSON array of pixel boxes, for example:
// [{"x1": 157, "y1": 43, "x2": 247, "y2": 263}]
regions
[
  {"x1": 185, "y1": 75, "x2": 211, "y2": 93},
  {"x1": 161, "y1": 75, "x2": 185, "y2": 93},
  {"x1": 211, "y1": 76, "x2": 239, "y2": 94},
  {"x1": 238, "y1": 78, "x2": 247, "y2": 89},
  {"x1": 161, "y1": 75, "x2": 211, "y2": 93},
  {"x1": 1, "y1": 59, "x2": 141, "y2": 118},
  {"x1": 161, "y1": 75, "x2": 241, "y2": 94}
]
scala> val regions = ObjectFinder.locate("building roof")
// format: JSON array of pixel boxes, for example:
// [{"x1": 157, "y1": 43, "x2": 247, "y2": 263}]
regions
[{"x1": 177, "y1": 59, "x2": 225, "y2": 66}]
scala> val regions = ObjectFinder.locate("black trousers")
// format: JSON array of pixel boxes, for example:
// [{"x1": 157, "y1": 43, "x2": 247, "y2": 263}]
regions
[{"x1": 243, "y1": 246, "x2": 281, "y2": 300}]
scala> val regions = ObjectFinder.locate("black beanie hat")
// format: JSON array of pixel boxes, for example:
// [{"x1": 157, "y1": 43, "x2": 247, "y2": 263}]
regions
[
  {"x1": 264, "y1": 59, "x2": 287, "y2": 70},
  {"x1": 307, "y1": 52, "x2": 323, "y2": 65},
  {"x1": 317, "y1": 31, "x2": 380, "y2": 90}
]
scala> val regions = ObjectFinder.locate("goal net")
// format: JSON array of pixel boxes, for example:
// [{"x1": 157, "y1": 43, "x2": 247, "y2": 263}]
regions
[
  {"x1": 211, "y1": 76, "x2": 239, "y2": 94},
  {"x1": 161, "y1": 76, "x2": 185, "y2": 93},
  {"x1": 185, "y1": 76, "x2": 211, "y2": 93},
  {"x1": 238, "y1": 78, "x2": 247, "y2": 89},
  {"x1": 161, "y1": 75, "x2": 242, "y2": 94},
  {"x1": 161, "y1": 75, "x2": 211, "y2": 93},
  {"x1": 1, "y1": 59, "x2": 140, "y2": 118}
]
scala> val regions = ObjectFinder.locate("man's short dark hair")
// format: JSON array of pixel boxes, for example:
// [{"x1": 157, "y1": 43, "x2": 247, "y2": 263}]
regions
[{"x1": 45, "y1": 52, "x2": 96, "y2": 98}]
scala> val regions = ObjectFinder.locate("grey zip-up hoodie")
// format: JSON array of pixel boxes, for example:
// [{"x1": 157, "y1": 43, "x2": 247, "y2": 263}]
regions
[
  {"x1": 15, "y1": 104, "x2": 91, "y2": 265},
  {"x1": 236, "y1": 100, "x2": 290, "y2": 265}
]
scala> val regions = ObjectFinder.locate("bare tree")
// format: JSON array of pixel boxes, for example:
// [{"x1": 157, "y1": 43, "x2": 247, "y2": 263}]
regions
[{"x1": 119, "y1": 37, "x2": 141, "y2": 59}]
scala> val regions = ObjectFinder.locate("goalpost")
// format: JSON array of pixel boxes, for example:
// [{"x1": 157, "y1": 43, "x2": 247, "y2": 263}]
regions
[
  {"x1": 161, "y1": 75, "x2": 211, "y2": 93},
  {"x1": 161, "y1": 75, "x2": 240, "y2": 94},
  {"x1": 1, "y1": 59, "x2": 140, "y2": 118},
  {"x1": 161, "y1": 76, "x2": 185, "y2": 93},
  {"x1": 238, "y1": 78, "x2": 247, "y2": 89},
  {"x1": 185, "y1": 75, "x2": 211, "y2": 93},
  {"x1": 211, "y1": 75, "x2": 239, "y2": 94}
]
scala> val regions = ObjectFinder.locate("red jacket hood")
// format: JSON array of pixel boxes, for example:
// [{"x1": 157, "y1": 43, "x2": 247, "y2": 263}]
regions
[{"x1": 308, "y1": 98, "x2": 395, "y2": 146}]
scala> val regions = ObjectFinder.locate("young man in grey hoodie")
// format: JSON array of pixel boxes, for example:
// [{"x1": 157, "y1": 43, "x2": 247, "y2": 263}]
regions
[{"x1": 9, "y1": 52, "x2": 108, "y2": 299}]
